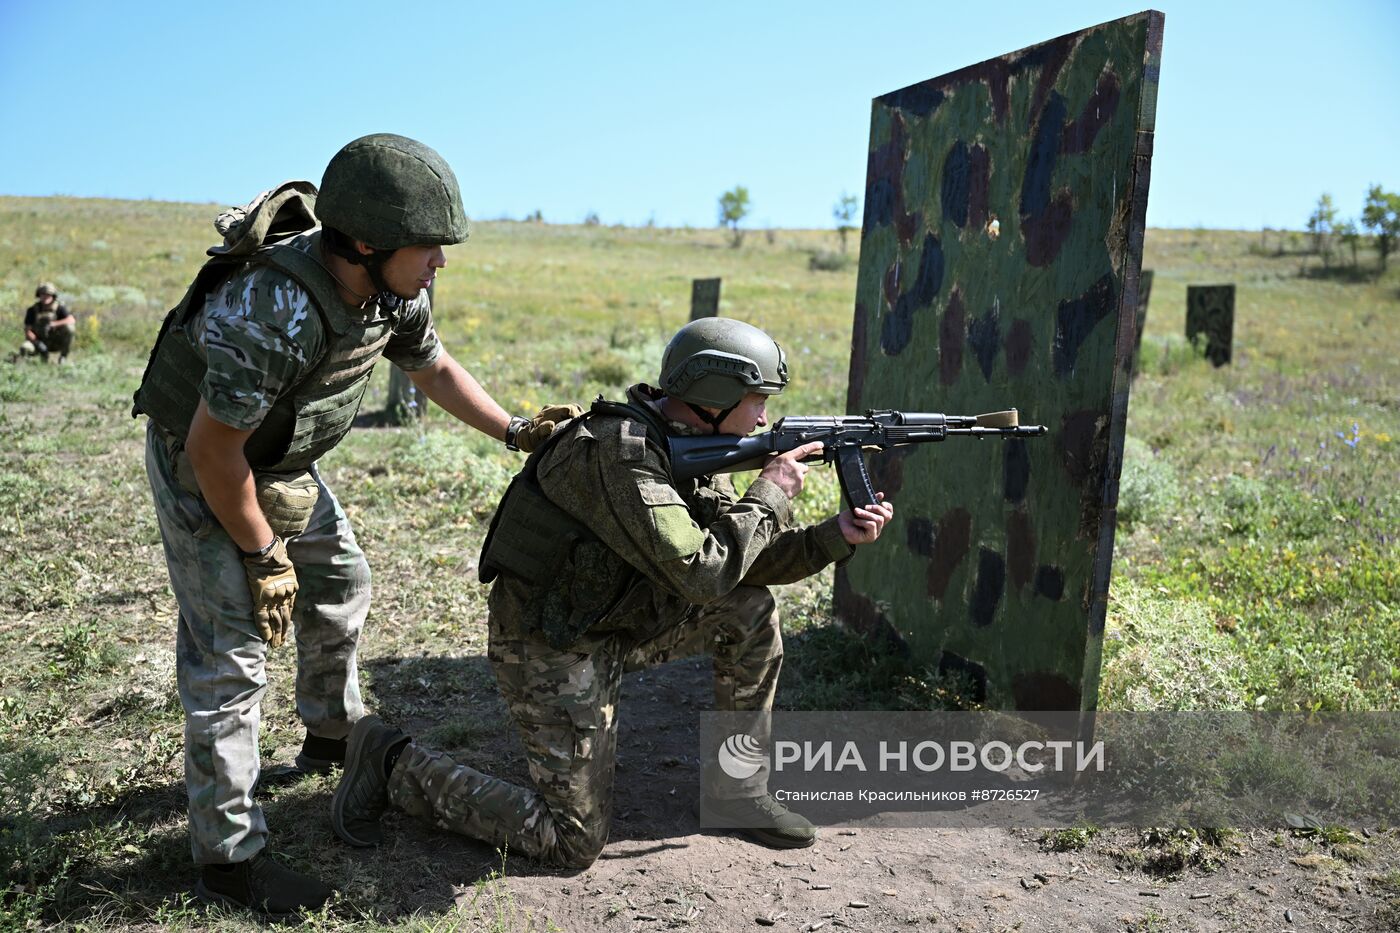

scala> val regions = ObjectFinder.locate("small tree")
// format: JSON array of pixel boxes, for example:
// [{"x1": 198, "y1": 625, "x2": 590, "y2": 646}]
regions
[
  {"x1": 1335, "y1": 219, "x2": 1361, "y2": 270},
  {"x1": 718, "y1": 185, "x2": 751, "y2": 248},
  {"x1": 832, "y1": 192, "x2": 859, "y2": 253},
  {"x1": 1361, "y1": 184, "x2": 1400, "y2": 273},
  {"x1": 1306, "y1": 193, "x2": 1337, "y2": 267}
]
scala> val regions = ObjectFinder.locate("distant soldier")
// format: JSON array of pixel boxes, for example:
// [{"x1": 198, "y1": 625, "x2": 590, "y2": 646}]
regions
[
  {"x1": 331, "y1": 318, "x2": 894, "y2": 868},
  {"x1": 133, "y1": 134, "x2": 575, "y2": 916},
  {"x1": 18, "y1": 282, "x2": 75, "y2": 362}
]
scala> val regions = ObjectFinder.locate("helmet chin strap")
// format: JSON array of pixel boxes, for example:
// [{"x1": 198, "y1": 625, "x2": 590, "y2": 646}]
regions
[
  {"x1": 355, "y1": 250, "x2": 401, "y2": 306},
  {"x1": 686, "y1": 401, "x2": 738, "y2": 433},
  {"x1": 353, "y1": 254, "x2": 412, "y2": 311},
  {"x1": 325, "y1": 235, "x2": 406, "y2": 310}
]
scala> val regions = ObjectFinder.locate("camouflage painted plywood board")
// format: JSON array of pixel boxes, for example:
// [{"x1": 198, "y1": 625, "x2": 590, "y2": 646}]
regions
[
  {"x1": 1186, "y1": 284, "x2": 1234, "y2": 367},
  {"x1": 835, "y1": 11, "x2": 1163, "y2": 711}
]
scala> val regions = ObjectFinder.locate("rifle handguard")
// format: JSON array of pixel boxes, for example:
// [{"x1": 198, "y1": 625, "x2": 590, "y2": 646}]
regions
[{"x1": 975, "y1": 409, "x2": 1020, "y2": 428}]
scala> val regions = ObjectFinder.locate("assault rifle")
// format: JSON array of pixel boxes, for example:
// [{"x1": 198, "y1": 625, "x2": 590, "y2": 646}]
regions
[{"x1": 669, "y1": 410, "x2": 1048, "y2": 509}]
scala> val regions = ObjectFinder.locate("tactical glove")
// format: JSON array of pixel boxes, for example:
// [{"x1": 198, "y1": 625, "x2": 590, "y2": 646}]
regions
[
  {"x1": 241, "y1": 536, "x2": 297, "y2": 648},
  {"x1": 513, "y1": 403, "x2": 584, "y2": 452}
]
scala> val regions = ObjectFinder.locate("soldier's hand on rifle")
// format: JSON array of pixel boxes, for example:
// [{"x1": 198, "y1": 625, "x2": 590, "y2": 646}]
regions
[
  {"x1": 837, "y1": 494, "x2": 894, "y2": 546},
  {"x1": 759, "y1": 441, "x2": 825, "y2": 499},
  {"x1": 241, "y1": 536, "x2": 298, "y2": 648}
]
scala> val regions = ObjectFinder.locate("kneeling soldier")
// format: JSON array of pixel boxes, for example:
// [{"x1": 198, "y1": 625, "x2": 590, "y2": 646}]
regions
[
  {"x1": 332, "y1": 318, "x2": 893, "y2": 868},
  {"x1": 18, "y1": 282, "x2": 75, "y2": 363}
]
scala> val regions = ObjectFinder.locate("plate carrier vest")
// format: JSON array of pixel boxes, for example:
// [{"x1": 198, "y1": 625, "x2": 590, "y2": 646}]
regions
[{"x1": 132, "y1": 184, "x2": 398, "y2": 472}]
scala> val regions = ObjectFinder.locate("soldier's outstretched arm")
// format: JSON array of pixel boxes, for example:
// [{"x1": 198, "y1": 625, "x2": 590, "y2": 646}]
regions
[
  {"x1": 738, "y1": 516, "x2": 854, "y2": 587},
  {"x1": 406, "y1": 349, "x2": 512, "y2": 442}
]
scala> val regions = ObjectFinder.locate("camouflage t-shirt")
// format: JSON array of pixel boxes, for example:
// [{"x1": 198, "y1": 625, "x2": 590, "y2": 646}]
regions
[{"x1": 190, "y1": 231, "x2": 443, "y2": 431}]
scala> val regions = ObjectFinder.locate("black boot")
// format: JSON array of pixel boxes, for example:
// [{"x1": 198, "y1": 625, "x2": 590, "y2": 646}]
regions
[
  {"x1": 195, "y1": 851, "x2": 333, "y2": 916},
  {"x1": 331, "y1": 715, "x2": 409, "y2": 847},
  {"x1": 295, "y1": 732, "x2": 348, "y2": 774}
]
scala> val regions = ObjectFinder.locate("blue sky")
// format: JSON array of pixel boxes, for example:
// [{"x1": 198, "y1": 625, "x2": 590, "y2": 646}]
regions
[{"x1": 1, "y1": 0, "x2": 1395, "y2": 231}]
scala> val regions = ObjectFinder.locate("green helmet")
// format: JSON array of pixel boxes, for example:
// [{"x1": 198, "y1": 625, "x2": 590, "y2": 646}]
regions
[
  {"x1": 35, "y1": 282, "x2": 57, "y2": 298},
  {"x1": 317, "y1": 134, "x2": 470, "y2": 249},
  {"x1": 659, "y1": 318, "x2": 788, "y2": 409}
]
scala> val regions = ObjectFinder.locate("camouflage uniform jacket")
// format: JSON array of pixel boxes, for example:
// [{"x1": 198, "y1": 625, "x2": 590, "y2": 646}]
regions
[{"x1": 489, "y1": 384, "x2": 853, "y2": 645}]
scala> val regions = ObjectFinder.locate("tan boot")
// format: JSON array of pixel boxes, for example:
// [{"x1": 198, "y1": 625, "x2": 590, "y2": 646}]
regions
[{"x1": 703, "y1": 793, "x2": 816, "y2": 849}]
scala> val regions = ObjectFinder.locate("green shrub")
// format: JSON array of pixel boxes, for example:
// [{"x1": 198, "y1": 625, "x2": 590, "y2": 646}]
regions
[
  {"x1": 1100, "y1": 580, "x2": 1249, "y2": 710},
  {"x1": 393, "y1": 431, "x2": 515, "y2": 506},
  {"x1": 0, "y1": 741, "x2": 69, "y2": 926},
  {"x1": 584, "y1": 350, "x2": 631, "y2": 387},
  {"x1": 0, "y1": 366, "x2": 42, "y2": 404},
  {"x1": 51, "y1": 620, "x2": 111, "y2": 675},
  {"x1": 808, "y1": 250, "x2": 853, "y2": 272},
  {"x1": 1118, "y1": 436, "x2": 1181, "y2": 527},
  {"x1": 1040, "y1": 824, "x2": 1100, "y2": 851}
]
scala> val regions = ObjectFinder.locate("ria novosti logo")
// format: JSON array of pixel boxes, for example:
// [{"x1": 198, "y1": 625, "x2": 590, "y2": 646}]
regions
[{"x1": 717, "y1": 733, "x2": 766, "y2": 780}]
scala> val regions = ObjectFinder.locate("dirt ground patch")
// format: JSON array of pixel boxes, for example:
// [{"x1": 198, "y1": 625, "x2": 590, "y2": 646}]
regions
[{"x1": 316, "y1": 659, "x2": 1400, "y2": 933}]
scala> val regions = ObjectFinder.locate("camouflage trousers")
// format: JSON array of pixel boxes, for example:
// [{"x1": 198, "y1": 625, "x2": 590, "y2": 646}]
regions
[
  {"x1": 387, "y1": 585, "x2": 782, "y2": 869},
  {"x1": 144, "y1": 424, "x2": 369, "y2": 864}
]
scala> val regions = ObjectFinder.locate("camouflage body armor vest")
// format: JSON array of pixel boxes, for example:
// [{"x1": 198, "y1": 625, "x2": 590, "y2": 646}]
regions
[
  {"x1": 132, "y1": 233, "x2": 395, "y2": 472},
  {"x1": 31, "y1": 306, "x2": 55, "y2": 335},
  {"x1": 479, "y1": 396, "x2": 673, "y2": 649}
]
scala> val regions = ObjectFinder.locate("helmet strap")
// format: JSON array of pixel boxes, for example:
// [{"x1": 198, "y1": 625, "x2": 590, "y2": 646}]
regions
[
  {"x1": 324, "y1": 233, "x2": 405, "y2": 310},
  {"x1": 352, "y1": 248, "x2": 394, "y2": 296},
  {"x1": 356, "y1": 250, "x2": 412, "y2": 311},
  {"x1": 686, "y1": 401, "x2": 738, "y2": 434}
]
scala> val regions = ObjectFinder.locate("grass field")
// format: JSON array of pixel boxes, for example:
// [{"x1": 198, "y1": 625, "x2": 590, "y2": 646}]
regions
[{"x1": 1, "y1": 196, "x2": 1397, "y2": 928}]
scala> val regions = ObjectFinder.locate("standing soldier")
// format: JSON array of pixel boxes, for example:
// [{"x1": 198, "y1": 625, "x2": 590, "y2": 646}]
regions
[
  {"x1": 17, "y1": 282, "x2": 75, "y2": 362},
  {"x1": 133, "y1": 134, "x2": 572, "y2": 916},
  {"x1": 331, "y1": 317, "x2": 894, "y2": 868}
]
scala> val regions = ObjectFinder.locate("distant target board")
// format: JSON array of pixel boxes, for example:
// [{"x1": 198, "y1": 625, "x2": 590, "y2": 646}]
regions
[
  {"x1": 835, "y1": 11, "x2": 1164, "y2": 711},
  {"x1": 1186, "y1": 284, "x2": 1234, "y2": 367},
  {"x1": 1129, "y1": 269, "x2": 1154, "y2": 377},
  {"x1": 690, "y1": 277, "x2": 722, "y2": 320}
]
